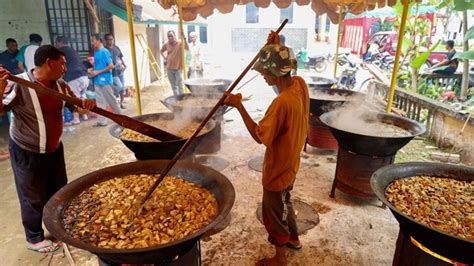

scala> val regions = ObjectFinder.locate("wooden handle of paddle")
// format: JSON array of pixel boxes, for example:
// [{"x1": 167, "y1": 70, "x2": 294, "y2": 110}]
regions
[{"x1": 8, "y1": 75, "x2": 114, "y2": 118}]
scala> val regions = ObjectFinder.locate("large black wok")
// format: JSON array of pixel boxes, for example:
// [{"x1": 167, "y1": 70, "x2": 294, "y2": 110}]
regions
[
  {"x1": 303, "y1": 75, "x2": 336, "y2": 90},
  {"x1": 43, "y1": 160, "x2": 235, "y2": 264},
  {"x1": 161, "y1": 94, "x2": 228, "y2": 119},
  {"x1": 109, "y1": 113, "x2": 216, "y2": 160},
  {"x1": 371, "y1": 162, "x2": 474, "y2": 264},
  {"x1": 184, "y1": 78, "x2": 232, "y2": 95},
  {"x1": 309, "y1": 88, "x2": 364, "y2": 116},
  {"x1": 320, "y1": 112, "x2": 425, "y2": 156}
]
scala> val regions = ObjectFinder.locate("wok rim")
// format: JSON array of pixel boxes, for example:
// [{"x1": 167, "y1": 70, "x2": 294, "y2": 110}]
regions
[
  {"x1": 43, "y1": 160, "x2": 236, "y2": 255},
  {"x1": 371, "y1": 162, "x2": 474, "y2": 245},
  {"x1": 320, "y1": 111, "x2": 426, "y2": 139},
  {"x1": 309, "y1": 88, "x2": 363, "y2": 102},
  {"x1": 108, "y1": 112, "x2": 216, "y2": 144},
  {"x1": 183, "y1": 78, "x2": 232, "y2": 87}
]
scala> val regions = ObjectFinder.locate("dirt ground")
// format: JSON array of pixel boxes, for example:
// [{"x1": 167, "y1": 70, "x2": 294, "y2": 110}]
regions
[{"x1": 0, "y1": 70, "x2": 445, "y2": 266}]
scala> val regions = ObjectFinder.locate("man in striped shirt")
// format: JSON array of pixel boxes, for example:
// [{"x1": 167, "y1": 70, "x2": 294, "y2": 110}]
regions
[{"x1": 0, "y1": 45, "x2": 95, "y2": 253}]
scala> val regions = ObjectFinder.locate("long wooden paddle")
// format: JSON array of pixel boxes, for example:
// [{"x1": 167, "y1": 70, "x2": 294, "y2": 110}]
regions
[
  {"x1": 8, "y1": 75, "x2": 181, "y2": 141},
  {"x1": 139, "y1": 19, "x2": 289, "y2": 207}
]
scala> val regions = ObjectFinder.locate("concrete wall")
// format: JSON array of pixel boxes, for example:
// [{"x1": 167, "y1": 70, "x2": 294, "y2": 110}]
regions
[
  {"x1": 0, "y1": 0, "x2": 50, "y2": 47},
  {"x1": 112, "y1": 16, "x2": 151, "y2": 88},
  {"x1": 206, "y1": 3, "x2": 316, "y2": 53},
  {"x1": 431, "y1": 112, "x2": 474, "y2": 165}
]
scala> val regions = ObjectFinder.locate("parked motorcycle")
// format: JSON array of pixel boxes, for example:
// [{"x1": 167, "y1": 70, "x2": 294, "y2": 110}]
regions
[
  {"x1": 296, "y1": 49, "x2": 329, "y2": 73},
  {"x1": 338, "y1": 61, "x2": 359, "y2": 90}
]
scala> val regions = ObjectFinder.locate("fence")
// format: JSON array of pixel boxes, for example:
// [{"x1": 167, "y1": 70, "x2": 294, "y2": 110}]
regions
[{"x1": 368, "y1": 80, "x2": 473, "y2": 136}]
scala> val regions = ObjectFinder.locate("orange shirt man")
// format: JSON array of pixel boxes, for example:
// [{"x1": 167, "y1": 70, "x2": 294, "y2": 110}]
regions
[{"x1": 224, "y1": 32, "x2": 309, "y2": 266}]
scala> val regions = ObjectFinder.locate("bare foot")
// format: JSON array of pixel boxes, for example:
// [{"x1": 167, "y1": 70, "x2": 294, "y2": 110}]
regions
[{"x1": 27, "y1": 240, "x2": 59, "y2": 253}]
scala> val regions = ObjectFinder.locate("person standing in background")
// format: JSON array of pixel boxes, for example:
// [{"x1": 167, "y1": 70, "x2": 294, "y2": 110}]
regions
[
  {"x1": 0, "y1": 38, "x2": 22, "y2": 161},
  {"x1": 160, "y1": 30, "x2": 188, "y2": 96},
  {"x1": 17, "y1": 33, "x2": 42, "y2": 72},
  {"x1": 188, "y1": 31, "x2": 203, "y2": 78},
  {"x1": 104, "y1": 33, "x2": 127, "y2": 109},
  {"x1": 88, "y1": 34, "x2": 121, "y2": 127},
  {"x1": 0, "y1": 38, "x2": 22, "y2": 75},
  {"x1": 55, "y1": 36, "x2": 90, "y2": 125}
]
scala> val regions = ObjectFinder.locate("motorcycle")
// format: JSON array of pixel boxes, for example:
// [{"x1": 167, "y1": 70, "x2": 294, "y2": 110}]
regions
[
  {"x1": 338, "y1": 61, "x2": 359, "y2": 90},
  {"x1": 296, "y1": 49, "x2": 329, "y2": 73}
]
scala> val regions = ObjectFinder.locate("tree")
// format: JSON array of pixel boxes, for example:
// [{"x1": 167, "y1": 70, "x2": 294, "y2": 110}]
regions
[{"x1": 396, "y1": 1, "x2": 439, "y2": 92}]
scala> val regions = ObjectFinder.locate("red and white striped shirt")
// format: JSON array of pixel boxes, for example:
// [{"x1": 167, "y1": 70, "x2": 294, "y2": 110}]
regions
[{"x1": 2, "y1": 71, "x2": 77, "y2": 153}]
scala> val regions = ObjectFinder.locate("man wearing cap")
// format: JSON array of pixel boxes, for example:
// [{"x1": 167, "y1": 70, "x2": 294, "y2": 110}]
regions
[{"x1": 224, "y1": 32, "x2": 309, "y2": 266}]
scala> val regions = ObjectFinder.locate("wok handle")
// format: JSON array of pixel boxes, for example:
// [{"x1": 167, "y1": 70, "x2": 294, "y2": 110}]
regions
[{"x1": 140, "y1": 19, "x2": 289, "y2": 205}]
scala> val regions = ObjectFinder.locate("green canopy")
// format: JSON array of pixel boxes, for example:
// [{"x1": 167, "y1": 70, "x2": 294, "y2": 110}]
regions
[{"x1": 96, "y1": 0, "x2": 206, "y2": 26}]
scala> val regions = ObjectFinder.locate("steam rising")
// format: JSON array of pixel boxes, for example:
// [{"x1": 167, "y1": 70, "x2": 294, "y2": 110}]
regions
[{"x1": 323, "y1": 93, "x2": 411, "y2": 137}]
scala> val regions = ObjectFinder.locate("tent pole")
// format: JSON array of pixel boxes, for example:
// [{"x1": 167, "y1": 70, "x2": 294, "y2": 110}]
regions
[
  {"x1": 386, "y1": 0, "x2": 409, "y2": 113},
  {"x1": 126, "y1": 0, "x2": 142, "y2": 115},
  {"x1": 333, "y1": 7, "x2": 344, "y2": 79},
  {"x1": 176, "y1": 0, "x2": 188, "y2": 83}
]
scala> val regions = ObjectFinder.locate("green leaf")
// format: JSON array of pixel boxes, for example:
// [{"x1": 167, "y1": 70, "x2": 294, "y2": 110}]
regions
[
  {"x1": 438, "y1": 0, "x2": 453, "y2": 9},
  {"x1": 465, "y1": 26, "x2": 474, "y2": 41},
  {"x1": 453, "y1": 50, "x2": 474, "y2": 60},
  {"x1": 453, "y1": 0, "x2": 474, "y2": 11},
  {"x1": 402, "y1": 37, "x2": 412, "y2": 54},
  {"x1": 411, "y1": 40, "x2": 441, "y2": 69}
]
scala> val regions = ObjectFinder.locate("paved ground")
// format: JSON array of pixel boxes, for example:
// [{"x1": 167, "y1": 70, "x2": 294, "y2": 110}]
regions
[{"x1": 0, "y1": 56, "x2": 407, "y2": 265}]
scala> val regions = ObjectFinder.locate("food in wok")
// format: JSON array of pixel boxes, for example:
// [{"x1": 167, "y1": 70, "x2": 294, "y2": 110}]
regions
[
  {"x1": 120, "y1": 120, "x2": 208, "y2": 142},
  {"x1": 386, "y1": 175, "x2": 473, "y2": 240},
  {"x1": 63, "y1": 174, "x2": 218, "y2": 249}
]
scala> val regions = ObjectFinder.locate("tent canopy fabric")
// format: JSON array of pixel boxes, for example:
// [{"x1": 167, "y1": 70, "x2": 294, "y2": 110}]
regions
[
  {"x1": 156, "y1": 0, "x2": 397, "y2": 23},
  {"x1": 345, "y1": 5, "x2": 437, "y2": 19},
  {"x1": 96, "y1": 0, "x2": 207, "y2": 25}
]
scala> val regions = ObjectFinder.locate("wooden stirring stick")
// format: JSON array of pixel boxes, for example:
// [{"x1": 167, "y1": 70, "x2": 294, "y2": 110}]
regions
[
  {"x1": 139, "y1": 19, "x2": 289, "y2": 207},
  {"x1": 8, "y1": 75, "x2": 181, "y2": 141}
]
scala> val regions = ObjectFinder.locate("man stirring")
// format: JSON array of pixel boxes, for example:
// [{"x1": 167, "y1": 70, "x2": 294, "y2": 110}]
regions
[
  {"x1": 224, "y1": 32, "x2": 309, "y2": 266},
  {"x1": 0, "y1": 45, "x2": 95, "y2": 253}
]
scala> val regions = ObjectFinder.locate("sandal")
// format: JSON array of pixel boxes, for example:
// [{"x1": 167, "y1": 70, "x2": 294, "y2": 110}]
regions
[
  {"x1": 286, "y1": 240, "x2": 302, "y2": 250},
  {"x1": 27, "y1": 240, "x2": 59, "y2": 253}
]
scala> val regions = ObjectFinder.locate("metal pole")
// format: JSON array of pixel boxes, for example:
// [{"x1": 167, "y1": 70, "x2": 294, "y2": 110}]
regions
[
  {"x1": 176, "y1": 0, "x2": 188, "y2": 81},
  {"x1": 333, "y1": 8, "x2": 344, "y2": 79},
  {"x1": 126, "y1": 0, "x2": 142, "y2": 115},
  {"x1": 386, "y1": 1, "x2": 409, "y2": 113}
]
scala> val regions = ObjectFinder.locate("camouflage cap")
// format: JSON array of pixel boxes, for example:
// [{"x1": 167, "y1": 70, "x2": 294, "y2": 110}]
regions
[{"x1": 253, "y1": 44, "x2": 297, "y2": 77}]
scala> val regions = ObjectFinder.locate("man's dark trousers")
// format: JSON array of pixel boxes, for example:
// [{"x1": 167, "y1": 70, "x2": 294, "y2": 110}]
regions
[{"x1": 9, "y1": 139, "x2": 67, "y2": 243}]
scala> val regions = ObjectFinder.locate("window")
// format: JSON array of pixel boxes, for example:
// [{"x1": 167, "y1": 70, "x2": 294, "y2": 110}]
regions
[
  {"x1": 45, "y1": 0, "x2": 91, "y2": 58},
  {"x1": 96, "y1": 6, "x2": 114, "y2": 37},
  {"x1": 280, "y1": 3, "x2": 293, "y2": 24},
  {"x1": 45, "y1": 0, "x2": 114, "y2": 59},
  {"x1": 325, "y1": 15, "x2": 331, "y2": 33},
  {"x1": 246, "y1": 3, "x2": 259, "y2": 23},
  {"x1": 199, "y1": 26, "x2": 208, "y2": 44}
]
